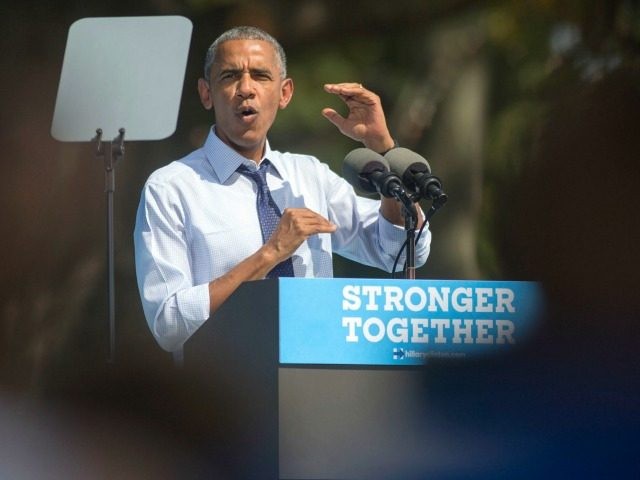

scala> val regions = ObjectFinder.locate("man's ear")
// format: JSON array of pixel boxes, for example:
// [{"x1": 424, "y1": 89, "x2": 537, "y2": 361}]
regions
[
  {"x1": 279, "y1": 78, "x2": 294, "y2": 109},
  {"x1": 198, "y1": 78, "x2": 213, "y2": 110}
]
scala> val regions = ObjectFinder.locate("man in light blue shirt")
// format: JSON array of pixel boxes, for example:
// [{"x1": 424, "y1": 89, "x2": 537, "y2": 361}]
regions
[{"x1": 134, "y1": 26, "x2": 431, "y2": 352}]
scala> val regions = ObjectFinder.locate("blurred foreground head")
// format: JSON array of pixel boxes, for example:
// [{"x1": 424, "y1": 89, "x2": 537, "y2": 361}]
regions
[
  {"x1": 507, "y1": 66, "x2": 640, "y2": 319},
  {"x1": 423, "y1": 66, "x2": 640, "y2": 478}
]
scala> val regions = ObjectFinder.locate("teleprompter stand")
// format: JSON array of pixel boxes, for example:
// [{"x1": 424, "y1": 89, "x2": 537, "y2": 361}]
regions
[
  {"x1": 93, "y1": 128, "x2": 125, "y2": 362},
  {"x1": 51, "y1": 16, "x2": 192, "y2": 361}
]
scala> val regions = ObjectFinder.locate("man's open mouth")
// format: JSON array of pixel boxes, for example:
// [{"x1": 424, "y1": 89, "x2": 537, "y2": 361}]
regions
[{"x1": 238, "y1": 106, "x2": 257, "y2": 117}]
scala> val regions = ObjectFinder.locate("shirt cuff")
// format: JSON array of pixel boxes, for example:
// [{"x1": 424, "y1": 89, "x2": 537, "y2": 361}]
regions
[
  {"x1": 378, "y1": 214, "x2": 409, "y2": 252},
  {"x1": 175, "y1": 283, "x2": 211, "y2": 324},
  {"x1": 378, "y1": 209, "x2": 430, "y2": 261}
]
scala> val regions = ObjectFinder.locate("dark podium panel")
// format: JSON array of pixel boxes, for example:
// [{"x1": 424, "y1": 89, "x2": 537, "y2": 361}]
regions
[
  {"x1": 184, "y1": 279, "x2": 280, "y2": 477},
  {"x1": 184, "y1": 278, "x2": 542, "y2": 479}
]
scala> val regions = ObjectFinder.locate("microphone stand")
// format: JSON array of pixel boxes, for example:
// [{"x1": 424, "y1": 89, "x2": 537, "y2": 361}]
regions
[
  {"x1": 389, "y1": 171, "x2": 448, "y2": 279},
  {"x1": 93, "y1": 127, "x2": 125, "y2": 363},
  {"x1": 394, "y1": 193, "x2": 418, "y2": 280}
]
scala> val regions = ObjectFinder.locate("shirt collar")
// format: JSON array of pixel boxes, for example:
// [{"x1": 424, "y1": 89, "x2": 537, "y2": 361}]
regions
[{"x1": 203, "y1": 126, "x2": 283, "y2": 182}]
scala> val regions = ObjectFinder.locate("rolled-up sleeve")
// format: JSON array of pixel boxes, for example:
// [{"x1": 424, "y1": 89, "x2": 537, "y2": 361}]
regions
[
  {"x1": 134, "y1": 181, "x2": 210, "y2": 352},
  {"x1": 377, "y1": 211, "x2": 431, "y2": 270}
]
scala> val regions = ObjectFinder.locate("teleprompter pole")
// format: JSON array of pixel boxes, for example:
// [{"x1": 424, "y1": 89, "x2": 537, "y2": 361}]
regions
[{"x1": 93, "y1": 127, "x2": 125, "y2": 363}]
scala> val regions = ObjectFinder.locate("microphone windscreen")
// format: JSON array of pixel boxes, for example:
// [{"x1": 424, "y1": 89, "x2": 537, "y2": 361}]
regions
[
  {"x1": 343, "y1": 148, "x2": 390, "y2": 195},
  {"x1": 384, "y1": 147, "x2": 432, "y2": 177}
]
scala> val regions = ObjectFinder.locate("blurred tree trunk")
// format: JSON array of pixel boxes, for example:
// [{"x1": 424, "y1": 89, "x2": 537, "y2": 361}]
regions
[{"x1": 389, "y1": 15, "x2": 489, "y2": 279}]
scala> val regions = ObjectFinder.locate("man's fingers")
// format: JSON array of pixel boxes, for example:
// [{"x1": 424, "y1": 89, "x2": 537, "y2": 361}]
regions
[
  {"x1": 321, "y1": 108, "x2": 346, "y2": 130},
  {"x1": 324, "y1": 82, "x2": 365, "y2": 94},
  {"x1": 266, "y1": 209, "x2": 336, "y2": 261},
  {"x1": 282, "y1": 208, "x2": 337, "y2": 235},
  {"x1": 324, "y1": 83, "x2": 375, "y2": 103}
]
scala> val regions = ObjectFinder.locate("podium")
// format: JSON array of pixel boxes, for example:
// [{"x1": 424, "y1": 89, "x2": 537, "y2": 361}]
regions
[{"x1": 184, "y1": 278, "x2": 543, "y2": 479}]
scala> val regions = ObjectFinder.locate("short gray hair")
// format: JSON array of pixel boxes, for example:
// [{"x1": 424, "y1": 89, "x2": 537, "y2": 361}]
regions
[{"x1": 203, "y1": 26, "x2": 287, "y2": 82}]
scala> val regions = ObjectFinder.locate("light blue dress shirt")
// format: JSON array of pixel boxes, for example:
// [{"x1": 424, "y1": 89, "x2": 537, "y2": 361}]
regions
[{"x1": 134, "y1": 127, "x2": 431, "y2": 351}]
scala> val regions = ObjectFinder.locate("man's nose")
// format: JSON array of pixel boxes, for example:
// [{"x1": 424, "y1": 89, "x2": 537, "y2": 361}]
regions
[{"x1": 236, "y1": 73, "x2": 254, "y2": 98}]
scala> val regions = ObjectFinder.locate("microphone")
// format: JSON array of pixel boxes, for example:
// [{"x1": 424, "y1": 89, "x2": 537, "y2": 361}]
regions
[
  {"x1": 384, "y1": 147, "x2": 447, "y2": 204},
  {"x1": 343, "y1": 148, "x2": 407, "y2": 199}
]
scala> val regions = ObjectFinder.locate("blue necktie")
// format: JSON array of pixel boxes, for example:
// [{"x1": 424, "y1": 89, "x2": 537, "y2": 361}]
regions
[{"x1": 238, "y1": 161, "x2": 295, "y2": 278}]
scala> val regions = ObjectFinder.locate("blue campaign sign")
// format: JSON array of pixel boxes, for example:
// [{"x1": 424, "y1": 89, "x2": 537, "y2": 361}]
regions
[{"x1": 279, "y1": 278, "x2": 545, "y2": 366}]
